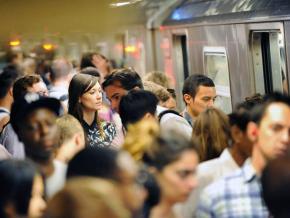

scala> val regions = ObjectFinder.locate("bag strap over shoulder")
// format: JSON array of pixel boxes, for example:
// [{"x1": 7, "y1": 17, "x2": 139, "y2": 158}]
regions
[{"x1": 158, "y1": 109, "x2": 181, "y2": 122}]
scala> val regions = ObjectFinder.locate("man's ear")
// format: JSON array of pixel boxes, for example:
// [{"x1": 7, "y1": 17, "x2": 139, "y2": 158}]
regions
[
  {"x1": 132, "y1": 86, "x2": 141, "y2": 91},
  {"x1": 230, "y1": 125, "x2": 242, "y2": 143},
  {"x1": 247, "y1": 121, "x2": 259, "y2": 143},
  {"x1": 8, "y1": 87, "x2": 13, "y2": 97},
  {"x1": 183, "y1": 94, "x2": 192, "y2": 105}
]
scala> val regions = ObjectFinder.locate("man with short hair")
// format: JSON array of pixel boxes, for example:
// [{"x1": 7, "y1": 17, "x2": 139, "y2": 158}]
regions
[
  {"x1": 10, "y1": 93, "x2": 65, "y2": 198},
  {"x1": 55, "y1": 114, "x2": 86, "y2": 163},
  {"x1": 0, "y1": 75, "x2": 49, "y2": 158},
  {"x1": 103, "y1": 68, "x2": 143, "y2": 113},
  {"x1": 49, "y1": 58, "x2": 74, "y2": 110},
  {"x1": 182, "y1": 74, "x2": 216, "y2": 126},
  {"x1": 119, "y1": 90, "x2": 158, "y2": 129},
  {"x1": 179, "y1": 97, "x2": 260, "y2": 218},
  {"x1": 196, "y1": 92, "x2": 290, "y2": 217},
  {"x1": 103, "y1": 69, "x2": 192, "y2": 140}
]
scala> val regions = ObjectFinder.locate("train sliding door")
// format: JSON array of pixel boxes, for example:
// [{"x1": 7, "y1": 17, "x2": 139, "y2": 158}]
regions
[
  {"x1": 172, "y1": 32, "x2": 190, "y2": 109},
  {"x1": 250, "y1": 23, "x2": 288, "y2": 94}
]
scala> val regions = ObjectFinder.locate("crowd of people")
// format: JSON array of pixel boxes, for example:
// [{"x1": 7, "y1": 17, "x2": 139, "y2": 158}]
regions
[{"x1": 0, "y1": 50, "x2": 290, "y2": 218}]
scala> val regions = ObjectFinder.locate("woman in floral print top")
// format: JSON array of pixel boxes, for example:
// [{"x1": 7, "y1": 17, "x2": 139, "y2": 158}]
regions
[{"x1": 68, "y1": 73, "x2": 116, "y2": 147}]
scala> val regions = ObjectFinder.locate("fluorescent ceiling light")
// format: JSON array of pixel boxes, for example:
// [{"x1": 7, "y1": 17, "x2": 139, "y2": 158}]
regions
[{"x1": 110, "y1": 0, "x2": 143, "y2": 8}]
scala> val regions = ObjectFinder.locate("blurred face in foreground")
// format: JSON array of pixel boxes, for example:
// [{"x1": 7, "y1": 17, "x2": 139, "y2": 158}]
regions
[{"x1": 156, "y1": 150, "x2": 199, "y2": 203}]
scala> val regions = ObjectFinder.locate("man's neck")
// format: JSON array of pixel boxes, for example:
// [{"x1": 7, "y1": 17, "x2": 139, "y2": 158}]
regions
[
  {"x1": 0, "y1": 97, "x2": 12, "y2": 112},
  {"x1": 229, "y1": 146, "x2": 248, "y2": 167},
  {"x1": 35, "y1": 157, "x2": 55, "y2": 177},
  {"x1": 184, "y1": 105, "x2": 196, "y2": 125},
  {"x1": 51, "y1": 79, "x2": 69, "y2": 88},
  {"x1": 251, "y1": 146, "x2": 267, "y2": 176}
]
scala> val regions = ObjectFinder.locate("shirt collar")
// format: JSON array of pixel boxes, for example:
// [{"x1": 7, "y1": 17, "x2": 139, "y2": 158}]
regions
[
  {"x1": 241, "y1": 158, "x2": 257, "y2": 183},
  {"x1": 182, "y1": 108, "x2": 193, "y2": 126}
]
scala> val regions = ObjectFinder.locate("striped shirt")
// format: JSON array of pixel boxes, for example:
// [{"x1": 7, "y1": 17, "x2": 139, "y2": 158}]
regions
[{"x1": 196, "y1": 159, "x2": 269, "y2": 218}]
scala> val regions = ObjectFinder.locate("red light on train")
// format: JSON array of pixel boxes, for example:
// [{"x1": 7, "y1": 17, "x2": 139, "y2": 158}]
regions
[
  {"x1": 125, "y1": 45, "x2": 137, "y2": 53},
  {"x1": 9, "y1": 40, "x2": 21, "y2": 47}
]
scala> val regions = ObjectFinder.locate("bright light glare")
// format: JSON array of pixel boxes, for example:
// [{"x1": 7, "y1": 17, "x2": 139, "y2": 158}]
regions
[
  {"x1": 43, "y1": 43, "x2": 53, "y2": 50},
  {"x1": 9, "y1": 40, "x2": 20, "y2": 46},
  {"x1": 125, "y1": 45, "x2": 137, "y2": 53}
]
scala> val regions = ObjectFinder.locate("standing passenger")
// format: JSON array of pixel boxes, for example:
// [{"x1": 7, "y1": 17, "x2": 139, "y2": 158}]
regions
[
  {"x1": 49, "y1": 58, "x2": 74, "y2": 111},
  {"x1": 10, "y1": 94, "x2": 65, "y2": 198},
  {"x1": 143, "y1": 132, "x2": 199, "y2": 218},
  {"x1": 0, "y1": 65, "x2": 19, "y2": 131},
  {"x1": 103, "y1": 68, "x2": 192, "y2": 140},
  {"x1": 0, "y1": 159, "x2": 46, "y2": 218},
  {"x1": 182, "y1": 74, "x2": 216, "y2": 126},
  {"x1": 196, "y1": 92, "x2": 290, "y2": 217},
  {"x1": 68, "y1": 74, "x2": 116, "y2": 148},
  {"x1": 179, "y1": 97, "x2": 259, "y2": 218}
]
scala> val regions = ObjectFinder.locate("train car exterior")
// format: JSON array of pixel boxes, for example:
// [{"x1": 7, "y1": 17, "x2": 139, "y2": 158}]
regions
[{"x1": 157, "y1": 0, "x2": 290, "y2": 112}]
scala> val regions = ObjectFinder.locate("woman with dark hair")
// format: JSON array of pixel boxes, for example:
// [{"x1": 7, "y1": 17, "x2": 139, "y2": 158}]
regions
[
  {"x1": 67, "y1": 147, "x2": 146, "y2": 216},
  {"x1": 0, "y1": 159, "x2": 46, "y2": 218},
  {"x1": 68, "y1": 73, "x2": 116, "y2": 147},
  {"x1": 142, "y1": 132, "x2": 199, "y2": 218},
  {"x1": 80, "y1": 52, "x2": 112, "y2": 83}
]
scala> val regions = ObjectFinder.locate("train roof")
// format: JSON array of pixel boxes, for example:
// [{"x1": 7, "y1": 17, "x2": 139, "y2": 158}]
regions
[{"x1": 163, "y1": 0, "x2": 290, "y2": 26}]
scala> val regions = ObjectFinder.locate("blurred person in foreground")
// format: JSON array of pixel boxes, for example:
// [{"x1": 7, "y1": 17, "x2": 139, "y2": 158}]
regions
[
  {"x1": 143, "y1": 131, "x2": 199, "y2": 218},
  {"x1": 179, "y1": 95, "x2": 261, "y2": 218},
  {"x1": 0, "y1": 159, "x2": 46, "y2": 218},
  {"x1": 67, "y1": 147, "x2": 146, "y2": 217},
  {"x1": 262, "y1": 155, "x2": 290, "y2": 218},
  {"x1": 43, "y1": 177, "x2": 130, "y2": 218},
  {"x1": 10, "y1": 93, "x2": 65, "y2": 198},
  {"x1": 196, "y1": 92, "x2": 290, "y2": 217},
  {"x1": 55, "y1": 114, "x2": 86, "y2": 163},
  {"x1": 0, "y1": 75, "x2": 49, "y2": 159}
]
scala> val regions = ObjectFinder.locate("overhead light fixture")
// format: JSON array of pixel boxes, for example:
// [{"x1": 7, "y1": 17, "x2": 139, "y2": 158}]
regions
[
  {"x1": 9, "y1": 40, "x2": 21, "y2": 47},
  {"x1": 110, "y1": 0, "x2": 143, "y2": 8}
]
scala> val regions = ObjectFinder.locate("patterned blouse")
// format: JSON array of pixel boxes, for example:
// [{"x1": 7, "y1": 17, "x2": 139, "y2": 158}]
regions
[{"x1": 81, "y1": 119, "x2": 116, "y2": 148}]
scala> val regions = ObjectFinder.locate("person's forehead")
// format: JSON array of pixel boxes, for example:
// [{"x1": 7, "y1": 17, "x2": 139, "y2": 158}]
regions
[
  {"x1": 26, "y1": 107, "x2": 57, "y2": 120},
  {"x1": 88, "y1": 82, "x2": 101, "y2": 90},
  {"x1": 105, "y1": 82, "x2": 126, "y2": 95},
  {"x1": 262, "y1": 103, "x2": 290, "y2": 124},
  {"x1": 196, "y1": 85, "x2": 216, "y2": 96},
  {"x1": 30, "y1": 81, "x2": 47, "y2": 91}
]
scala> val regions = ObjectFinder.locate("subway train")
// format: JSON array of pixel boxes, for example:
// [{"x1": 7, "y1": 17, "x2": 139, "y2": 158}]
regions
[
  {"x1": 153, "y1": 0, "x2": 290, "y2": 112},
  {"x1": 3, "y1": 0, "x2": 290, "y2": 112}
]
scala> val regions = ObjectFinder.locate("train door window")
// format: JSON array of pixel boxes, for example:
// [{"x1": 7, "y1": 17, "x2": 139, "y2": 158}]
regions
[
  {"x1": 172, "y1": 34, "x2": 189, "y2": 108},
  {"x1": 251, "y1": 31, "x2": 288, "y2": 94},
  {"x1": 203, "y1": 47, "x2": 232, "y2": 114}
]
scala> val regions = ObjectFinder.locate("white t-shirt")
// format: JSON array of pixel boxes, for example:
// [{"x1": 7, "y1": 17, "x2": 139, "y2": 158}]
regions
[{"x1": 46, "y1": 160, "x2": 67, "y2": 198}]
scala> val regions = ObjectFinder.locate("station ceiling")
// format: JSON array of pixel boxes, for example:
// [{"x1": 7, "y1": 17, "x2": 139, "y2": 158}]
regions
[{"x1": 0, "y1": 0, "x2": 178, "y2": 39}]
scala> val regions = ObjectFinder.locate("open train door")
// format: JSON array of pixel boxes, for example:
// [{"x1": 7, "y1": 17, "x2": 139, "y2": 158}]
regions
[
  {"x1": 172, "y1": 31, "x2": 190, "y2": 109},
  {"x1": 249, "y1": 22, "x2": 289, "y2": 95}
]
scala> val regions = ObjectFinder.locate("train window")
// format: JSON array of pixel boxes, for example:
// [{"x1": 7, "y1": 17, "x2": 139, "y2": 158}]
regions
[
  {"x1": 251, "y1": 31, "x2": 288, "y2": 94},
  {"x1": 203, "y1": 47, "x2": 232, "y2": 114}
]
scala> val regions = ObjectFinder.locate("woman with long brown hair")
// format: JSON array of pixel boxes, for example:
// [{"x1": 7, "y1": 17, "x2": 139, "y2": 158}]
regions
[
  {"x1": 192, "y1": 107, "x2": 231, "y2": 162},
  {"x1": 68, "y1": 73, "x2": 116, "y2": 147}
]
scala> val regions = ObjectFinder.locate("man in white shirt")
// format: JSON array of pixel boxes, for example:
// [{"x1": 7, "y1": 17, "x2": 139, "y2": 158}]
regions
[{"x1": 178, "y1": 97, "x2": 260, "y2": 218}]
